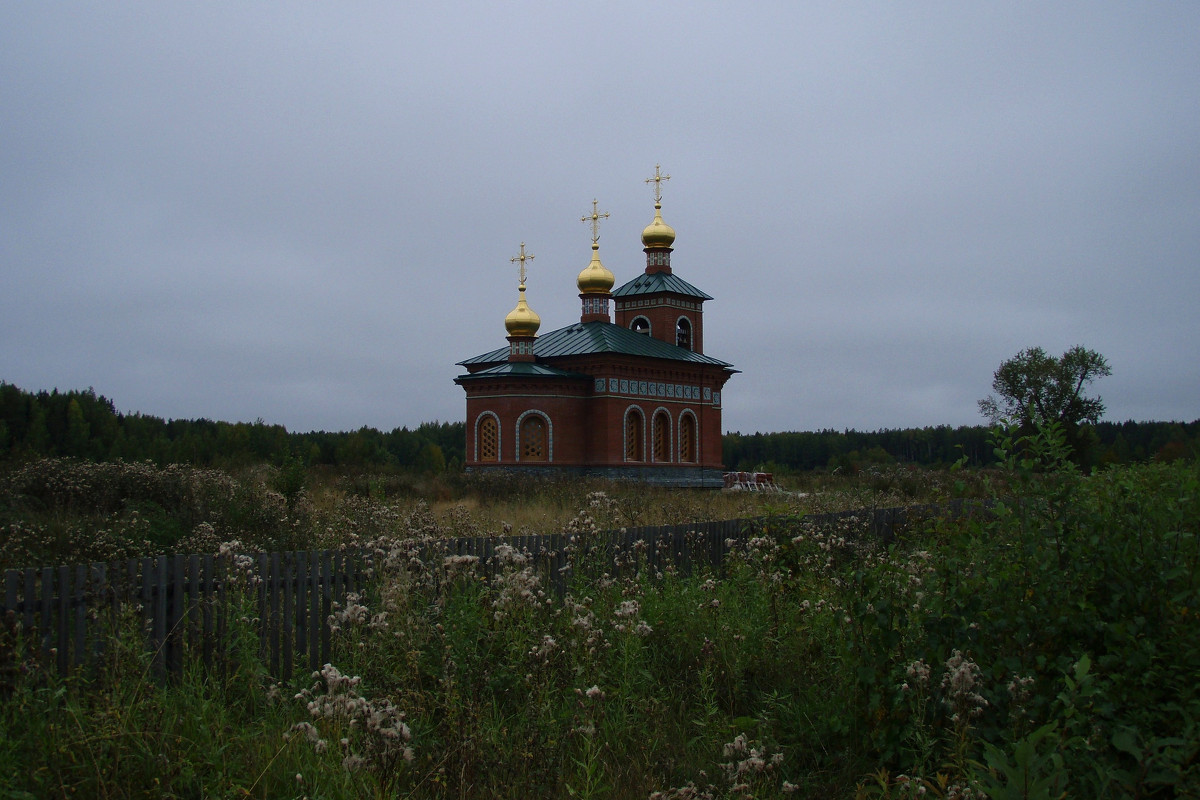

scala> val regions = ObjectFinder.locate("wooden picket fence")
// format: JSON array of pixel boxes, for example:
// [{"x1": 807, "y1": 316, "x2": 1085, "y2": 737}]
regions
[
  {"x1": 1, "y1": 549, "x2": 367, "y2": 684},
  {"x1": 1, "y1": 503, "x2": 982, "y2": 683}
]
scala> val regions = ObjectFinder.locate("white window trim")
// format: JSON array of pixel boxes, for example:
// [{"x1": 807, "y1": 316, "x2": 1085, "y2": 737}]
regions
[
  {"x1": 514, "y1": 409, "x2": 553, "y2": 463},
  {"x1": 675, "y1": 315, "x2": 693, "y2": 350},
  {"x1": 474, "y1": 410, "x2": 502, "y2": 462}
]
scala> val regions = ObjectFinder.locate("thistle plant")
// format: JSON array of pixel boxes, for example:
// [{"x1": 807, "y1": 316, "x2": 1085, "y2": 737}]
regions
[
  {"x1": 939, "y1": 650, "x2": 989, "y2": 770},
  {"x1": 291, "y1": 662, "x2": 414, "y2": 778},
  {"x1": 719, "y1": 732, "x2": 788, "y2": 799}
]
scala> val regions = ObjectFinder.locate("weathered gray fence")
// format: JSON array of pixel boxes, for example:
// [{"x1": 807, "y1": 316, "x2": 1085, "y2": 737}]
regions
[
  {"x1": 1, "y1": 549, "x2": 367, "y2": 684},
  {"x1": 2, "y1": 504, "x2": 982, "y2": 683},
  {"x1": 1, "y1": 519, "x2": 760, "y2": 683}
]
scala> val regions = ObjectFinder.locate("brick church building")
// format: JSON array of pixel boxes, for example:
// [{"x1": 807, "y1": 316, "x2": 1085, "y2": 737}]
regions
[{"x1": 455, "y1": 170, "x2": 737, "y2": 487}]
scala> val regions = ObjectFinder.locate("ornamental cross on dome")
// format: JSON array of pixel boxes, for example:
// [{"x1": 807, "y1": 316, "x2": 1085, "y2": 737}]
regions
[
  {"x1": 645, "y1": 163, "x2": 671, "y2": 203},
  {"x1": 581, "y1": 199, "x2": 610, "y2": 244},
  {"x1": 510, "y1": 242, "x2": 534, "y2": 286}
]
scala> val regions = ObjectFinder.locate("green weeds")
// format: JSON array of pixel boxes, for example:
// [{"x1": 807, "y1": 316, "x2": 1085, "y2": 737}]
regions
[{"x1": 1, "y1": 430, "x2": 1197, "y2": 797}]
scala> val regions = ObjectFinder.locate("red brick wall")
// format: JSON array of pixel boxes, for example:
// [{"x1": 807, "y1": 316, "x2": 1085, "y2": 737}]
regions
[
  {"x1": 614, "y1": 298, "x2": 705, "y2": 354},
  {"x1": 461, "y1": 362, "x2": 731, "y2": 470},
  {"x1": 463, "y1": 380, "x2": 590, "y2": 465}
]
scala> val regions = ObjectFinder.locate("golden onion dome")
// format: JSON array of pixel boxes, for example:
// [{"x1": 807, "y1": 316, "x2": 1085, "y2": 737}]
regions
[
  {"x1": 504, "y1": 286, "x2": 541, "y2": 337},
  {"x1": 641, "y1": 202, "x2": 676, "y2": 248},
  {"x1": 576, "y1": 243, "x2": 615, "y2": 294}
]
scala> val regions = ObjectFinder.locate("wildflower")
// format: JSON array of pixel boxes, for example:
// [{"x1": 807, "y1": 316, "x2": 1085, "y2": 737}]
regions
[
  {"x1": 614, "y1": 599, "x2": 640, "y2": 618},
  {"x1": 296, "y1": 662, "x2": 413, "y2": 770},
  {"x1": 906, "y1": 659, "x2": 931, "y2": 687},
  {"x1": 532, "y1": 634, "x2": 558, "y2": 659},
  {"x1": 1007, "y1": 674, "x2": 1036, "y2": 729},
  {"x1": 941, "y1": 650, "x2": 989, "y2": 722}
]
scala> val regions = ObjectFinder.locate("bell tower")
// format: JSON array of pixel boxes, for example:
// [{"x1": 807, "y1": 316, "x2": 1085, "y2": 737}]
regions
[{"x1": 613, "y1": 165, "x2": 711, "y2": 354}]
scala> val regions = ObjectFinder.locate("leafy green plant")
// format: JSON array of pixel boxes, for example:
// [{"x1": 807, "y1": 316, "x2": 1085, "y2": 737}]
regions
[{"x1": 977, "y1": 723, "x2": 1068, "y2": 800}]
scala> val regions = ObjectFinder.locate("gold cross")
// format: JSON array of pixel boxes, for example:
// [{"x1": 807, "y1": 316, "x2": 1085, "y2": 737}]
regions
[
  {"x1": 645, "y1": 163, "x2": 671, "y2": 203},
  {"x1": 581, "y1": 199, "x2": 610, "y2": 244},
  {"x1": 510, "y1": 242, "x2": 534, "y2": 286}
]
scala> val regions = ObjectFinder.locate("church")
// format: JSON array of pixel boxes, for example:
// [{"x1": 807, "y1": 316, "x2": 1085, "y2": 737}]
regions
[{"x1": 455, "y1": 169, "x2": 737, "y2": 487}]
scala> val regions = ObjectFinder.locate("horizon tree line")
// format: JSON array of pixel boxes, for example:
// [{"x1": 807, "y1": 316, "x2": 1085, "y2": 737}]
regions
[{"x1": 1, "y1": 382, "x2": 1194, "y2": 475}]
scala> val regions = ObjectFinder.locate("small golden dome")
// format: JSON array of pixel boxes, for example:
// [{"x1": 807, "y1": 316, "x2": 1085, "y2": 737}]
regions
[
  {"x1": 576, "y1": 243, "x2": 615, "y2": 294},
  {"x1": 641, "y1": 202, "x2": 676, "y2": 248},
  {"x1": 504, "y1": 286, "x2": 541, "y2": 337}
]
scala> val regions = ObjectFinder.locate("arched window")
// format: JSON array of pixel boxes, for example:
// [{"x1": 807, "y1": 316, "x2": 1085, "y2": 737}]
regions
[
  {"x1": 520, "y1": 414, "x2": 548, "y2": 462},
  {"x1": 631, "y1": 317, "x2": 650, "y2": 335},
  {"x1": 679, "y1": 413, "x2": 697, "y2": 463},
  {"x1": 653, "y1": 410, "x2": 671, "y2": 462},
  {"x1": 478, "y1": 414, "x2": 499, "y2": 462},
  {"x1": 675, "y1": 317, "x2": 692, "y2": 350},
  {"x1": 624, "y1": 408, "x2": 644, "y2": 462}
]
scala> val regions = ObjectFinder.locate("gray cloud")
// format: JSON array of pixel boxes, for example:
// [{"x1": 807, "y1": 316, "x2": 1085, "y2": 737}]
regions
[{"x1": 2, "y1": 2, "x2": 1197, "y2": 435}]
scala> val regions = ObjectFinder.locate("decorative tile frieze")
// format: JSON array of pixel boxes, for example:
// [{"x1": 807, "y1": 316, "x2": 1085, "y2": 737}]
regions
[{"x1": 594, "y1": 375, "x2": 711, "y2": 404}]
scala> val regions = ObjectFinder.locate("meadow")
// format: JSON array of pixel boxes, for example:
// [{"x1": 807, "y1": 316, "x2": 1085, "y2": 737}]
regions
[{"x1": 0, "y1": 423, "x2": 1197, "y2": 798}]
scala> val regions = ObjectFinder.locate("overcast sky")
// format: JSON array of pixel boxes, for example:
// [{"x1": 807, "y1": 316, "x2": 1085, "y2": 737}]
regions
[{"x1": 3, "y1": 3, "x2": 1197, "y2": 436}]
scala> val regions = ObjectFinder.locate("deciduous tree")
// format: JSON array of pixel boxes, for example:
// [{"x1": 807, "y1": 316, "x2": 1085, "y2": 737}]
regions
[
  {"x1": 979, "y1": 346, "x2": 1111, "y2": 427},
  {"x1": 979, "y1": 345, "x2": 1111, "y2": 465}
]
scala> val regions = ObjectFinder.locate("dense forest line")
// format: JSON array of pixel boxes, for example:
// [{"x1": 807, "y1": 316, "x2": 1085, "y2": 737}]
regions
[
  {"x1": 1, "y1": 382, "x2": 1195, "y2": 474},
  {"x1": 0, "y1": 383, "x2": 463, "y2": 472},
  {"x1": 724, "y1": 418, "x2": 1199, "y2": 472}
]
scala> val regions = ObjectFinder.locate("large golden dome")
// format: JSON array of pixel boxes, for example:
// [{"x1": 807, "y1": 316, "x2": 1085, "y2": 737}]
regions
[
  {"x1": 576, "y1": 243, "x2": 615, "y2": 294},
  {"x1": 504, "y1": 286, "x2": 540, "y2": 337},
  {"x1": 641, "y1": 202, "x2": 676, "y2": 248}
]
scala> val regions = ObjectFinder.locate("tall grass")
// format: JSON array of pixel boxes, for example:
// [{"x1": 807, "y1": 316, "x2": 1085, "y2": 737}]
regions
[
  {"x1": 1, "y1": 429, "x2": 1196, "y2": 797},
  {"x1": 0, "y1": 457, "x2": 992, "y2": 573}
]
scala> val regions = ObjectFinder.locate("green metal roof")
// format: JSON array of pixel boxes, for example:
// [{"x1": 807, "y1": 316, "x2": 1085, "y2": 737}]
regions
[
  {"x1": 454, "y1": 362, "x2": 591, "y2": 382},
  {"x1": 611, "y1": 271, "x2": 713, "y2": 301},
  {"x1": 458, "y1": 321, "x2": 735, "y2": 369}
]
